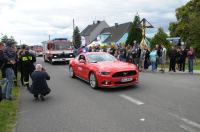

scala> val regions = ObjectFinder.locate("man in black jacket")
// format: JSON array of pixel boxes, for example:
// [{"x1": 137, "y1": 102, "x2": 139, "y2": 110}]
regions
[
  {"x1": 30, "y1": 64, "x2": 50, "y2": 101},
  {"x1": 0, "y1": 42, "x2": 6, "y2": 79},
  {"x1": 20, "y1": 47, "x2": 36, "y2": 88},
  {"x1": 169, "y1": 46, "x2": 177, "y2": 72}
]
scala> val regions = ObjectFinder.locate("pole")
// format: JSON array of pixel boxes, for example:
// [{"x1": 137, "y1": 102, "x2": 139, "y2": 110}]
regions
[
  {"x1": 73, "y1": 19, "x2": 75, "y2": 46},
  {"x1": 49, "y1": 35, "x2": 51, "y2": 40}
]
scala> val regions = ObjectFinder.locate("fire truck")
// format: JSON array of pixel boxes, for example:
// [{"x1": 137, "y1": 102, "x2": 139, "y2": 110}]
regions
[
  {"x1": 33, "y1": 45, "x2": 43, "y2": 57},
  {"x1": 42, "y1": 38, "x2": 74, "y2": 64}
]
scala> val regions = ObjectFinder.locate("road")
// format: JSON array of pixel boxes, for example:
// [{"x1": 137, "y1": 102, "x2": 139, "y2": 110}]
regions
[{"x1": 16, "y1": 57, "x2": 200, "y2": 132}]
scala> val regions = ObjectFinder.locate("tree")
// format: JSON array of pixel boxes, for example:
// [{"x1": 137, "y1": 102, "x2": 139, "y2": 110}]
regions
[
  {"x1": 151, "y1": 27, "x2": 170, "y2": 49},
  {"x1": 73, "y1": 26, "x2": 81, "y2": 49},
  {"x1": 1, "y1": 35, "x2": 17, "y2": 46},
  {"x1": 169, "y1": 0, "x2": 200, "y2": 56},
  {"x1": 126, "y1": 14, "x2": 142, "y2": 46}
]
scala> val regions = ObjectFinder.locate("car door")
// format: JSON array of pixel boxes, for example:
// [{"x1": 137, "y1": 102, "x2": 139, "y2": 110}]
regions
[
  {"x1": 77, "y1": 55, "x2": 89, "y2": 80},
  {"x1": 72, "y1": 56, "x2": 79, "y2": 76},
  {"x1": 76, "y1": 55, "x2": 86, "y2": 78}
]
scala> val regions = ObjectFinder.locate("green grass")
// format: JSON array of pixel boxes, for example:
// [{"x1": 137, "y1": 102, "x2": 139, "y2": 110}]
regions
[{"x1": 0, "y1": 80, "x2": 20, "y2": 132}]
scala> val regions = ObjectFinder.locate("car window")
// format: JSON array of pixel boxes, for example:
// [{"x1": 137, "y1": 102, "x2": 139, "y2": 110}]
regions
[{"x1": 78, "y1": 55, "x2": 86, "y2": 61}]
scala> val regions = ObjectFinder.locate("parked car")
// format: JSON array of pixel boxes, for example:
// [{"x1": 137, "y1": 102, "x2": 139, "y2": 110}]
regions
[{"x1": 69, "y1": 52, "x2": 139, "y2": 89}]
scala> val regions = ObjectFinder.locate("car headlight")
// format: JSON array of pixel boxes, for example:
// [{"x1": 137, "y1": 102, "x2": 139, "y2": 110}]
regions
[{"x1": 100, "y1": 72, "x2": 110, "y2": 75}]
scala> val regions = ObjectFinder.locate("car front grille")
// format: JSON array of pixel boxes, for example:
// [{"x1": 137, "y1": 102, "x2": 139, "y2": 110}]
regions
[
  {"x1": 112, "y1": 70, "x2": 137, "y2": 78},
  {"x1": 53, "y1": 53, "x2": 74, "y2": 58}
]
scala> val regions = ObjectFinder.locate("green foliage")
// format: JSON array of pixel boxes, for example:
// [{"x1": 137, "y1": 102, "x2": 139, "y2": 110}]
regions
[
  {"x1": 151, "y1": 27, "x2": 170, "y2": 49},
  {"x1": 73, "y1": 26, "x2": 81, "y2": 49},
  {"x1": 169, "y1": 0, "x2": 200, "y2": 57},
  {"x1": 126, "y1": 14, "x2": 142, "y2": 46},
  {"x1": 0, "y1": 35, "x2": 17, "y2": 46}
]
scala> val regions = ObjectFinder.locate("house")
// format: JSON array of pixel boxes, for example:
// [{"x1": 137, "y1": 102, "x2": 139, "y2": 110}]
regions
[
  {"x1": 81, "y1": 21, "x2": 109, "y2": 45},
  {"x1": 98, "y1": 22, "x2": 132, "y2": 45}
]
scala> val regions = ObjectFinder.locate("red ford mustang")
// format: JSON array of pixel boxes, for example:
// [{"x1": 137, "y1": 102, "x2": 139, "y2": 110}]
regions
[{"x1": 69, "y1": 52, "x2": 139, "y2": 89}]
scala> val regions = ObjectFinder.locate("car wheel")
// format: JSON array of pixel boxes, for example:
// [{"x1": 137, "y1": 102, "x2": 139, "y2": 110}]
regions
[
  {"x1": 69, "y1": 66, "x2": 75, "y2": 78},
  {"x1": 89, "y1": 72, "x2": 98, "y2": 89}
]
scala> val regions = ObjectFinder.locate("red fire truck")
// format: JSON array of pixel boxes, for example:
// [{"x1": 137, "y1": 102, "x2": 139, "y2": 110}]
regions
[{"x1": 42, "y1": 38, "x2": 74, "y2": 64}]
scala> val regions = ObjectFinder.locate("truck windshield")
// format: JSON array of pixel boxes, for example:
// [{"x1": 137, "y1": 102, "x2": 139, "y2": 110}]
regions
[{"x1": 48, "y1": 41, "x2": 71, "y2": 50}]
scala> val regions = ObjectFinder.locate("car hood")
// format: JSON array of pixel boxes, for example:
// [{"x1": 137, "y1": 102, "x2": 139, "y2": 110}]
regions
[{"x1": 91, "y1": 61, "x2": 137, "y2": 72}]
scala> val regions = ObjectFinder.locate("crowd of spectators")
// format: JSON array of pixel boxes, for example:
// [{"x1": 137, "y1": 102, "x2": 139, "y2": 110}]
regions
[{"x1": 77, "y1": 41, "x2": 196, "y2": 74}]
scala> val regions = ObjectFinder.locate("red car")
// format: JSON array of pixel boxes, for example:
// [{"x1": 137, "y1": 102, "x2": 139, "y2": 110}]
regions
[{"x1": 69, "y1": 52, "x2": 139, "y2": 89}]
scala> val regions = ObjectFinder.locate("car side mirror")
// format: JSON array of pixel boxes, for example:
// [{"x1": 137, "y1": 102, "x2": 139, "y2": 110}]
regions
[{"x1": 79, "y1": 59, "x2": 86, "y2": 64}]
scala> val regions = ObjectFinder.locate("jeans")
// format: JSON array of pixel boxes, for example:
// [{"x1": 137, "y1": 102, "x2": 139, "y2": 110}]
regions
[
  {"x1": 151, "y1": 61, "x2": 156, "y2": 72},
  {"x1": 188, "y1": 59, "x2": 193, "y2": 73},
  {"x1": 3, "y1": 68, "x2": 15, "y2": 99}
]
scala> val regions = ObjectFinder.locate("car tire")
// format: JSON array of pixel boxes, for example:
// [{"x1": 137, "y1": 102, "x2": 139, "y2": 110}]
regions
[
  {"x1": 69, "y1": 66, "x2": 75, "y2": 78},
  {"x1": 89, "y1": 72, "x2": 98, "y2": 89}
]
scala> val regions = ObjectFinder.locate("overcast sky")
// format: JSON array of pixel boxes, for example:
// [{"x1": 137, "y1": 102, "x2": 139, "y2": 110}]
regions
[{"x1": 0, "y1": 0, "x2": 189, "y2": 45}]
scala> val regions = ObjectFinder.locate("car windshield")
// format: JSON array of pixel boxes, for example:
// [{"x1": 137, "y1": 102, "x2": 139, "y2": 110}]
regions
[{"x1": 87, "y1": 53, "x2": 117, "y2": 63}]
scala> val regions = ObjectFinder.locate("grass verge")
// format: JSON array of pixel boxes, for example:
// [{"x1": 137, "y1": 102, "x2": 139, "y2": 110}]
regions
[{"x1": 0, "y1": 83, "x2": 20, "y2": 132}]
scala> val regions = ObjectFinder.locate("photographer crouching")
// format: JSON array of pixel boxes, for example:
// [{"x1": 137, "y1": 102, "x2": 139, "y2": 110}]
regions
[{"x1": 29, "y1": 64, "x2": 51, "y2": 101}]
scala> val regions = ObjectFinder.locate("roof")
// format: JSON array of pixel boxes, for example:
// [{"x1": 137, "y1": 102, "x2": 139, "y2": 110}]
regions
[
  {"x1": 101, "y1": 22, "x2": 132, "y2": 43},
  {"x1": 81, "y1": 21, "x2": 102, "y2": 36}
]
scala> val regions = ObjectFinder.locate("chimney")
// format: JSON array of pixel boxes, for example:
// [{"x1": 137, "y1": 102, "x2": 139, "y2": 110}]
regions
[{"x1": 115, "y1": 23, "x2": 118, "y2": 27}]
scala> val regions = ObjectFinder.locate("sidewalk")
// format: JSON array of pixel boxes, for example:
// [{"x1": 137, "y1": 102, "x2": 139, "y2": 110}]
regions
[{"x1": 143, "y1": 68, "x2": 200, "y2": 75}]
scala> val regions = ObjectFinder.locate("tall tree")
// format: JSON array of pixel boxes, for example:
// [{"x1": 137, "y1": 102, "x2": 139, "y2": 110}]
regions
[
  {"x1": 0, "y1": 35, "x2": 17, "y2": 46},
  {"x1": 151, "y1": 27, "x2": 170, "y2": 49},
  {"x1": 169, "y1": 0, "x2": 200, "y2": 56},
  {"x1": 126, "y1": 14, "x2": 142, "y2": 46},
  {"x1": 73, "y1": 26, "x2": 81, "y2": 49}
]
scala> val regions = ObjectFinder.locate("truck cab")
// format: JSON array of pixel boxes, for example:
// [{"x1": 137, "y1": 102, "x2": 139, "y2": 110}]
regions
[{"x1": 42, "y1": 38, "x2": 74, "y2": 64}]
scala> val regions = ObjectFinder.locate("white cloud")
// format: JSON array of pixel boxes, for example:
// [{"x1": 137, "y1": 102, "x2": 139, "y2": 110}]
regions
[{"x1": 0, "y1": 0, "x2": 189, "y2": 45}]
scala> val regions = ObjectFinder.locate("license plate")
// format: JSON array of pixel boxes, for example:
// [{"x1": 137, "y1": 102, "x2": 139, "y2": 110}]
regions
[{"x1": 121, "y1": 78, "x2": 133, "y2": 82}]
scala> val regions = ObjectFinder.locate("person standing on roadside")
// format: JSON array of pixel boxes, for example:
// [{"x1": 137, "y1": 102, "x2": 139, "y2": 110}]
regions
[
  {"x1": 177, "y1": 47, "x2": 184, "y2": 71},
  {"x1": 182, "y1": 47, "x2": 188, "y2": 72},
  {"x1": 150, "y1": 47, "x2": 158, "y2": 72},
  {"x1": 160, "y1": 44, "x2": 167, "y2": 73},
  {"x1": 20, "y1": 47, "x2": 36, "y2": 89},
  {"x1": 143, "y1": 45, "x2": 150, "y2": 71},
  {"x1": 2, "y1": 40, "x2": 17, "y2": 100},
  {"x1": 169, "y1": 46, "x2": 177, "y2": 72},
  {"x1": 187, "y1": 47, "x2": 195, "y2": 74},
  {"x1": 0, "y1": 42, "x2": 6, "y2": 79},
  {"x1": 18, "y1": 45, "x2": 26, "y2": 86}
]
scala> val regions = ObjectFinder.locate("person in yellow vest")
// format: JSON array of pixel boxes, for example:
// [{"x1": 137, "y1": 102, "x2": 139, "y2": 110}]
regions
[
  {"x1": 18, "y1": 45, "x2": 26, "y2": 86},
  {"x1": 20, "y1": 47, "x2": 36, "y2": 88}
]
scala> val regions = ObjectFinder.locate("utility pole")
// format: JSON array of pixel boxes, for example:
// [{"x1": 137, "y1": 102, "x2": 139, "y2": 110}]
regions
[
  {"x1": 72, "y1": 18, "x2": 75, "y2": 46},
  {"x1": 49, "y1": 34, "x2": 51, "y2": 40}
]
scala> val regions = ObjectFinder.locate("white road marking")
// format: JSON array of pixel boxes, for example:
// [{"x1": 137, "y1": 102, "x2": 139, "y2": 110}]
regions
[
  {"x1": 120, "y1": 94, "x2": 144, "y2": 105},
  {"x1": 169, "y1": 113, "x2": 200, "y2": 130},
  {"x1": 140, "y1": 118, "x2": 146, "y2": 122},
  {"x1": 179, "y1": 124, "x2": 196, "y2": 132}
]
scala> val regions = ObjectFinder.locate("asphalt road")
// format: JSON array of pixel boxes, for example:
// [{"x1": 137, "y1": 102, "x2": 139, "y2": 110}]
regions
[{"x1": 16, "y1": 57, "x2": 200, "y2": 132}]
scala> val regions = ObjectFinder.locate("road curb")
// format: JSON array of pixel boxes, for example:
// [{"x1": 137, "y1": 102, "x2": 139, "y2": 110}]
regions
[{"x1": 141, "y1": 70, "x2": 200, "y2": 75}]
